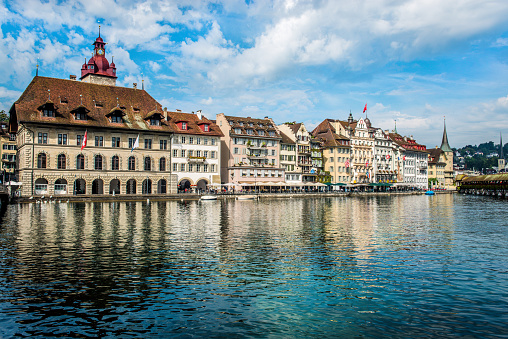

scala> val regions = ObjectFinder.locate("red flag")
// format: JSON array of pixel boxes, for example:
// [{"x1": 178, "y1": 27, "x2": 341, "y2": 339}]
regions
[
  {"x1": 363, "y1": 103, "x2": 367, "y2": 113},
  {"x1": 81, "y1": 130, "x2": 87, "y2": 151},
  {"x1": 345, "y1": 158, "x2": 350, "y2": 168}
]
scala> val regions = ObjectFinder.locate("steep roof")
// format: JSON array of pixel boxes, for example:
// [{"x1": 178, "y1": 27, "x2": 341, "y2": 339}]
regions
[
  {"x1": 279, "y1": 130, "x2": 295, "y2": 144},
  {"x1": 224, "y1": 115, "x2": 281, "y2": 139},
  {"x1": 314, "y1": 129, "x2": 349, "y2": 148},
  {"x1": 10, "y1": 76, "x2": 171, "y2": 133},
  {"x1": 166, "y1": 111, "x2": 223, "y2": 137},
  {"x1": 388, "y1": 132, "x2": 428, "y2": 153},
  {"x1": 428, "y1": 148, "x2": 446, "y2": 165},
  {"x1": 440, "y1": 120, "x2": 452, "y2": 152}
]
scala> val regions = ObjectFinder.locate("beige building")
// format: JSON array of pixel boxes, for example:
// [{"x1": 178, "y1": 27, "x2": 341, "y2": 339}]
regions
[
  {"x1": 216, "y1": 114, "x2": 284, "y2": 186},
  {"x1": 0, "y1": 122, "x2": 16, "y2": 182},
  {"x1": 8, "y1": 33, "x2": 177, "y2": 197}
]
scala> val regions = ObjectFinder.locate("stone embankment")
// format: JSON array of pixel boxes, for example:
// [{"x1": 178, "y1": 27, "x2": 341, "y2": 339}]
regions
[{"x1": 13, "y1": 190, "x2": 455, "y2": 203}]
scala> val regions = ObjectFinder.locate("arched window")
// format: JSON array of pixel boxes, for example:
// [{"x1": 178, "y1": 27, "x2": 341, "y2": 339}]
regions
[
  {"x1": 159, "y1": 157, "x2": 166, "y2": 171},
  {"x1": 76, "y1": 154, "x2": 85, "y2": 169},
  {"x1": 144, "y1": 157, "x2": 151, "y2": 171},
  {"x1": 111, "y1": 155, "x2": 119, "y2": 170},
  {"x1": 57, "y1": 154, "x2": 66, "y2": 169},
  {"x1": 37, "y1": 153, "x2": 47, "y2": 169},
  {"x1": 128, "y1": 156, "x2": 136, "y2": 171},
  {"x1": 95, "y1": 155, "x2": 103, "y2": 170}
]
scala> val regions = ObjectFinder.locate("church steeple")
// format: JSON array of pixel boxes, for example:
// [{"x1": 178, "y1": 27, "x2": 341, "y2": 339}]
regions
[
  {"x1": 440, "y1": 118, "x2": 452, "y2": 152},
  {"x1": 499, "y1": 132, "x2": 506, "y2": 172},
  {"x1": 80, "y1": 28, "x2": 117, "y2": 86}
]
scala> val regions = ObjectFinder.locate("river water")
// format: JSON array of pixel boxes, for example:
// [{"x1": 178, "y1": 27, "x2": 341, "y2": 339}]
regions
[{"x1": 0, "y1": 194, "x2": 506, "y2": 338}]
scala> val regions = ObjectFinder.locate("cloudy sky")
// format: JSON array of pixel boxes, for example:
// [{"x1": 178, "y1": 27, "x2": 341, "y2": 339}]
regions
[{"x1": 1, "y1": 0, "x2": 508, "y2": 148}]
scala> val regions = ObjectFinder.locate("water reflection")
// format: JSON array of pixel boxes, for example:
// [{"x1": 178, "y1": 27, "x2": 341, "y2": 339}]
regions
[{"x1": 0, "y1": 195, "x2": 506, "y2": 338}]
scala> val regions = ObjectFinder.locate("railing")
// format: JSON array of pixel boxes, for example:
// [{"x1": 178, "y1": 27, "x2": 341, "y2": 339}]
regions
[{"x1": 188, "y1": 156, "x2": 206, "y2": 163}]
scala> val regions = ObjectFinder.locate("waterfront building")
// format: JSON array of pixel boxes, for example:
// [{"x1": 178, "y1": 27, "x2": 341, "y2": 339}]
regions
[
  {"x1": 372, "y1": 128, "x2": 397, "y2": 183},
  {"x1": 348, "y1": 116, "x2": 375, "y2": 184},
  {"x1": 167, "y1": 109, "x2": 223, "y2": 192},
  {"x1": 0, "y1": 122, "x2": 17, "y2": 182},
  {"x1": 311, "y1": 119, "x2": 351, "y2": 185},
  {"x1": 277, "y1": 122, "x2": 320, "y2": 183},
  {"x1": 440, "y1": 120, "x2": 454, "y2": 189},
  {"x1": 8, "y1": 33, "x2": 177, "y2": 197},
  {"x1": 388, "y1": 133, "x2": 428, "y2": 189},
  {"x1": 278, "y1": 130, "x2": 299, "y2": 183},
  {"x1": 216, "y1": 114, "x2": 284, "y2": 186},
  {"x1": 428, "y1": 147, "x2": 446, "y2": 189}
]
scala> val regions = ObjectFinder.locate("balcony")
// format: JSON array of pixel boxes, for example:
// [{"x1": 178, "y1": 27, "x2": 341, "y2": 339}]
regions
[
  {"x1": 247, "y1": 144, "x2": 266, "y2": 150},
  {"x1": 188, "y1": 156, "x2": 206, "y2": 163},
  {"x1": 248, "y1": 153, "x2": 267, "y2": 159}
]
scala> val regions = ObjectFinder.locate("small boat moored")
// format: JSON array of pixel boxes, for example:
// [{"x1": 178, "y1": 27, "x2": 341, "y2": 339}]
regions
[
  {"x1": 200, "y1": 195, "x2": 218, "y2": 201},
  {"x1": 425, "y1": 190, "x2": 435, "y2": 196},
  {"x1": 236, "y1": 195, "x2": 257, "y2": 200}
]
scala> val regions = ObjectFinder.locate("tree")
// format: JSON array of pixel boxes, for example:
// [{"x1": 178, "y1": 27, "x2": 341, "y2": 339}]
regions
[{"x1": 0, "y1": 110, "x2": 9, "y2": 122}]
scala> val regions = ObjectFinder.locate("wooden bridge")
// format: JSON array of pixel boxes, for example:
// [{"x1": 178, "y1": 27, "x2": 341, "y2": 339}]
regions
[{"x1": 457, "y1": 173, "x2": 508, "y2": 197}]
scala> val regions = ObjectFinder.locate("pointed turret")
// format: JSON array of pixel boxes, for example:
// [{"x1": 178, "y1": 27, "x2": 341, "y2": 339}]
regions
[{"x1": 440, "y1": 119, "x2": 452, "y2": 152}]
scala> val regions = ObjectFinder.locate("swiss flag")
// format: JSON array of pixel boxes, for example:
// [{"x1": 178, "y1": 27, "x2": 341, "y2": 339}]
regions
[
  {"x1": 363, "y1": 103, "x2": 367, "y2": 113},
  {"x1": 81, "y1": 130, "x2": 87, "y2": 151}
]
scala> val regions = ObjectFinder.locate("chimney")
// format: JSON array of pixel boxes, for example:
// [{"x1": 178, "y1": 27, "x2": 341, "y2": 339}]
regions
[
  {"x1": 69, "y1": 75, "x2": 76, "y2": 80},
  {"x1": 176, "y1": 109, "x2": 181, "y2": 112},
  {"x1": 196, "y1": 110, "x2": 202, "y2": 120},
  {"x1": 164, "y1": 107, "x2": 167, "y2": 120},
  {"x1": 133, "y1": 83, "x2": 137, "y2": 89}
]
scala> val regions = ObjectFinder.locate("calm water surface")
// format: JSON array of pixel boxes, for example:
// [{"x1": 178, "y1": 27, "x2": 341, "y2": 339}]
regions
[{"x1": 0, "y1": 194, "x2": 506, "y2": 338}]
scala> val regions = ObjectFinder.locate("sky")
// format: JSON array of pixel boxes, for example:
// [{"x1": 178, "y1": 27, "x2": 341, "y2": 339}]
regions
[{"x1": 1, "y1": 0, "x2": 508, "y2": 148}]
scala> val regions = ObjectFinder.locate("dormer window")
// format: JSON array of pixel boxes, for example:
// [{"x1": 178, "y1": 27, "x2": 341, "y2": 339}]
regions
[
  {"x1": 258, "y1": 130, "x2": 264, "y2": 136},
  {"x1": 111, "y1": 115, "x2": 122, "y2": 123},
  {"x1": 150, "y1": 118, "x2": 160, "y2": 126},
  {"x1": 204, "y1": 124, "x2": 209, "y2": 132},
  {"x1": 75, "y1": 112, "x2": 87, "y2": 120},
  {"x1": 239, "y1": 122, "x2": 243, "y2": 126},
  {"x1": 234, "y1": 128, "x2": 241, "y2": 134},
  {"x1": 182, "y1": 122, "x2": 187, "y2": 130},
  {"x1": 43, "y1": 108, "x2": 55, "y2": 117}
]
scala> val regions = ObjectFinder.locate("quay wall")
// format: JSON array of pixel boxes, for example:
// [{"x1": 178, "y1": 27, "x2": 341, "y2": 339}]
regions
[{"x1": 13, "y1": 190, "x2": 455, "y2": 204}]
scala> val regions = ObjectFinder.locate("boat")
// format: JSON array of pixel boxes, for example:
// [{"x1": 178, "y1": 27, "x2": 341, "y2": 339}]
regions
[
  {"x1": 425, "y1": 190, "x2": 435, "y2": 196},
  {"x1": 200, "y1": 195, "x2": 218, "y2": 201},
  {"x1": 236, "y1": 195, "x2": 256, "y2": 200}
]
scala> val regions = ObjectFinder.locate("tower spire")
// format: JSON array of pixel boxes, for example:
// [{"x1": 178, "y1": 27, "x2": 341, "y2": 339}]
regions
[
  {"x1": 440, "y1": 117, "x2": 452, "y2": 152},
  {"x1": 500, "y1": 132, "x2": 504, "y2": 159},
  {"x1": 394, "y1": 119, "x2": 397, "y2": 134}
]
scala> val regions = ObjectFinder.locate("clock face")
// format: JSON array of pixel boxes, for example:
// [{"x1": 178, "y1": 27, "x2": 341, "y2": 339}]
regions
[{"x1": 97, "y1": 48, "x2": 104, "y2": 56}]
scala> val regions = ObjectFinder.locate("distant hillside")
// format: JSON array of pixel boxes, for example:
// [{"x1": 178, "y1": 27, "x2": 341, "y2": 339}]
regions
[{"x1": 454, "y1": 141, "x2": 507, "y2": 173}]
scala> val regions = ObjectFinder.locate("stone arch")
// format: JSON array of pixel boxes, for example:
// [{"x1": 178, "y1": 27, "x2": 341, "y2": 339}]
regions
[
  {"x1": 73, "y1": 178, "x2": 86, "y2": 195},
  {"x1": 35, "y1": 177, "x2": 49, "y2": 195},
  {"x1": 157, "y1": 179, "x2": 167, "y2": 194},
  {"x1": 54, "y1": 178, "x2": 68, "y2": 195},
  {"x1": 126, "y1": 179, "x2": 137, "y2": 194},
  {"x1": 92, "y1": 178, "x2": 104, "y2": 194},
  {"x1": 178, "y1": 178, "x2": 192, "y2": 192},
  {"x1": 109, "y1": 179, "x2": 120, "y2": 195},
  {"x1": 196, "y1": 178, "x2": 208, "y2": 192},
  {"x1": 142, "y1": 178, "x2": 152, "y2": 194}
]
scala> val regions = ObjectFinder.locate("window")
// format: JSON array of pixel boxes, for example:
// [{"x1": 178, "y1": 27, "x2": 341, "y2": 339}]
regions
[
  {"x1": 211, "y1": 164, "x2": 216, "y2": 172},
  {"x1": 111, "y1": 156, "x2": 119, "y2": 170},
  {"x1": 197, "y1": 138, "x2": 201, "y2": 145},
  {"x1": 128, "y1": 156, "x2": 136, "y2": 171},
  {"x1": 112, "y1": 137, "x2": 120, "y2": 148},
  {"x1": 160, "y1": 140, "x2": 167, "y2": 150},
  {"x1": 189, "y1": 137, "x2": 194, "y2": 144},
  {"x1": 111, "y1": 115, "x2": 122, "y2": 123},
  {"x1": 203, "y1": 164, "x2": 208, "y2": 172},
  {"x1": 173, "y1": 150, "x2": 178, "y2": 157},
  {"x1": 272, "y1": 150, "x2": 276, "y2": 156},
  {"x1": 211, "y1": 138, "x2": 216, "y2": 145},
  {"x1": 159, "y1": 158, "x2": 166, "y2": 171},
  {"x1": 181, "y1": 150, "x2": 186, "y2": 157},
  {"x1": 211, "y1": 151, "x2": 216, "y2": 158},
  {"x1": 204, "y1": 125, "x2": 209, "y2": 132},
  {"x1": 188, "y1": 164, "x2": 193, "y2": 172},
  {"x1": 204, "y1": 151, "x2": 208, "y2": 158},
  {"x1": 188, "y1": 150, "x2": 193, "y2": 157},
  {"x1": 95, "y1": 136, "x2": 103, "y2": 147},
  {"x1": 150, "y1": 118, "x2": 160, "y2": 126},
  {"x1": 181, "y1": 122, "x2": 187, "y2": 130},
  {"x1": 37, "y1": 153, "x2": 47, "y2": 168},
  {"x1": 173, "y1": 163, "x2": 178, "y2": 171},
  {"x1": 180, "y1": 163, "x2": 185, "y2": 171},
  {"x1": 234, "y1": 128, "x2": 241, "y2": 134},
  {"x1": 234, "y1": 147, "x2": 239, "y2": 154},
  {"x1": 75, "y1": 112, "x2": 87, "y2": 120},
  {"x1": 76, "y1": 154, "x2": 85, "y2": 169},
  {"x1": 144, "y1": 157, "x2": 151, "y2": 171},
  {"x1": 204, "y1": 138, "x2": 208, "y2": 145},
  {"x1": 58, "y1": 134, "x2": 67, "y2": 145},
  {"x1": 128, "y1": 138, "x2": 136, "y2": 149},
  {"x1": 57, "y1": 154, "x2": 66, "y2": 169},
  {"x1": 196, "y1": 164, "x2": 200, "y2": 172},
  {"x1": 42, "y1": 108, "x2": 55, "y2": 117},
  {"x1": 38, "y1": 132, "x2": 48, "y2": 144},
  {"x1": 196, "y1": 151, "x2": 201, "y2": 157},
  {"x1": 94, "y1": 155, "x2": 103, "y2": 170},
  {"x1": 144, "y1": 139, "x2": 152, "y2": 149},
  {"x1": 181, "y1": 136, "x2": 186, "y2": 144}
]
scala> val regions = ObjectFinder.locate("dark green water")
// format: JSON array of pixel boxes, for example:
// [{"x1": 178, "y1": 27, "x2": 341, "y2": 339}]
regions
[{"x1": 0, "y1": 194, "x2": 506, "y2": 338}]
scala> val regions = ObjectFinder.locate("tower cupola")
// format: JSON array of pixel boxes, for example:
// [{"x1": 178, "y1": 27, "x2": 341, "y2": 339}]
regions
[{"x1": 80, "y1": 28, "x2": 117, "y2": 86}]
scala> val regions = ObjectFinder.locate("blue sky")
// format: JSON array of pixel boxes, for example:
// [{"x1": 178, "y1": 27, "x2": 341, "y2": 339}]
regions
[{"x1": 1, "y1": 0, "x2": 508, "y2": 148}]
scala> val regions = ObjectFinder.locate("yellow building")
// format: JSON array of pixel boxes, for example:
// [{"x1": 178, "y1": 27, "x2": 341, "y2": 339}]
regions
[{"x1": 0, "y1": 122, "x2": 16, "y2": 182}]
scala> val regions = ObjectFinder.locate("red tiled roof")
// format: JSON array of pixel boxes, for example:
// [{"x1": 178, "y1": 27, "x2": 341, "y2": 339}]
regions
[
  {"x1": 10, "y1": 76, "x2": 172, "y2": 133},
  {"x1": 166, "y1": 111, "x2": 223, "y2": 137}
]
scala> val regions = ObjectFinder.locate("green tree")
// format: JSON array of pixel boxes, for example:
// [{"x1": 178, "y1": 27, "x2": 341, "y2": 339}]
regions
[{"x1": 0, "y1": 110, "x2": 9, "y2": 122}]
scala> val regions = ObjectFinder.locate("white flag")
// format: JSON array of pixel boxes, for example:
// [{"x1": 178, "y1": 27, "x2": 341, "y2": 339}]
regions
[{"x1": 131, "y1": 134, "x2": 139, "y2": 152}]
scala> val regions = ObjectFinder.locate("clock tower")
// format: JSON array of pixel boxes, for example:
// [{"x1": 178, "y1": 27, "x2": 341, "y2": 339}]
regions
[{"x1": 80, "y1": 29, "x2": 117, "y2": 86}]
